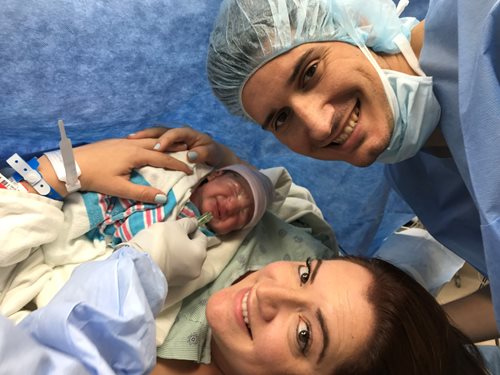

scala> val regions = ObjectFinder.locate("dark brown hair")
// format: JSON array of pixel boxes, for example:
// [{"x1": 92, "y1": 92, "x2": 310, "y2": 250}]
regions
[{"x1": 333, "y1": 256, "x2": 489, "y2": 375}]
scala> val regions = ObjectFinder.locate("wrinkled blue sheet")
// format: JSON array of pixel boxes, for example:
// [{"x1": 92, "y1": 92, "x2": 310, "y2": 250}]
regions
[
  {"x1": 0, "y1": 0, "x2": 428, "y2": 255},
  {"x1": 10, "y1": 246, "x2": 167, "y2": 375}
]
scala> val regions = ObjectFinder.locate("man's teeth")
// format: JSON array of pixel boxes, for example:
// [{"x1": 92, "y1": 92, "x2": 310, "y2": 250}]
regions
[
  {"x1": 242, "y1": 291, "x2": 250, "y2": 326},
  {"x1": 333, "y1": 105, "x2": 359, "y2": 145}
]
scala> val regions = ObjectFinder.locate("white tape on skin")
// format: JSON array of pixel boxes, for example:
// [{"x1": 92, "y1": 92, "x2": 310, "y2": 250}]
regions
[{"x1": 44, "y1": 150, "x2": 82, "y2": 184}]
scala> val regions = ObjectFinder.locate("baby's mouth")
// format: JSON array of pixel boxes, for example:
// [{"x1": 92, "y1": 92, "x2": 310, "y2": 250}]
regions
[
  {"x1": 332, "y1": 101, "x2": 360, "y2": 145},
  {"x1": 242, "y1": 290, "x2": 253, "y2": 339}
]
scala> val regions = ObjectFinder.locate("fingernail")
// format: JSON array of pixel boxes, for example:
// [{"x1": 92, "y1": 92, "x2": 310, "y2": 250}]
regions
[
  {"x1": 187, "y1": 151, "x2": 198, "y2": 161},
  {"x1": 128, "y1": 133, "x2": 136, "y2": 137},
  {"x1": 153, "y1": 143, "x2": 161, "y2": 150},
  {"x1": 154, "y1": 194, "x2": 167, "y2": 204}
]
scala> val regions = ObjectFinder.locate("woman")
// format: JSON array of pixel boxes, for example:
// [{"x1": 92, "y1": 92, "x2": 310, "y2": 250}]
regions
[{"x1": 153, "y1": 256, "x2": 488, "y2": 374}]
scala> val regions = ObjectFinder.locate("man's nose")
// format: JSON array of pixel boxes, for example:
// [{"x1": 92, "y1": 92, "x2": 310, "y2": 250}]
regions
[
  {"x1": 256, "y1": 283, "x2": 306, "y2": 322},
  {"x1": 291, "y1": 96, "x2": 334, "y2": 142}
]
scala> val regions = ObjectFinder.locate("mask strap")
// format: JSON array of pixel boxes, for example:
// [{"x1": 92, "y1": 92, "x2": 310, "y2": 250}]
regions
[
  {"x1": 395, "y1": 0, "x2": 410, "y2": 16},
  {"x1": 393, "y1": 33, "x2": 427, "y2": 76},
  {"x1": 337, "y1": 8, "x2": 398, "y2": 117},
  {"x1": 394, "y1": 0, "x2": 427, "y2": 77}
]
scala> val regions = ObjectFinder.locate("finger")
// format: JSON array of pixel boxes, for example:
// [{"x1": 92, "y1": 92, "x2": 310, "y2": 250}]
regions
[
  {"x1": 119, "y1": 137, "x2": 188, "y2": 154},
  {"x1": 191, "y1": 228, "x2": 209, "y2": 245},
  {"x1": 137, "y1": 149, "x2": 193, "y2": 175},
  {"x1": 164, "y1": 143, "x2": 188, "y2": 152},
  {"x1": 154, "y1": 127, "x2": 207, "y2": 152},
  {"x1": 127, "y1": 127, "x2": 172, "y2": 139},
  {"x1": 185, "y1": 144, "x2": 216, "y2": 165},
  {"x1": 177, "y1": 217, "x2": 200, "y2": 234},
  {"x1": 98, "y1": 179, "x2": 169, "y2": 204}
]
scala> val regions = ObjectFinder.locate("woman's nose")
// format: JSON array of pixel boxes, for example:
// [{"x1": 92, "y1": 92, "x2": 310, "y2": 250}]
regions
[
  {"x1": 256, "y1": 283, "x2": 306, "y2": 322},
  {"x1": 291, "y1": 96, "x2": 333, "y2": 142}
]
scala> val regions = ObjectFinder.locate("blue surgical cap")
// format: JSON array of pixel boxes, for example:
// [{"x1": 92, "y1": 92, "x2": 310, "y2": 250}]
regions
[{"x1": 207, "y1": 0, "x2": 419, "y2": 117}]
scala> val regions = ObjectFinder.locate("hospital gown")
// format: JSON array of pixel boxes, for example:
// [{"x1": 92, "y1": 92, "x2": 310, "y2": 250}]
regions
[{"x1": 385, "y1": 0, "x2": 500, "y2": 323}]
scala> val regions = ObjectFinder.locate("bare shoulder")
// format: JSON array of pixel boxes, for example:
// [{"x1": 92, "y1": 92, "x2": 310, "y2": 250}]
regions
[{"x1": 151, "y1": 358, "x2": 222, "y2": 375}]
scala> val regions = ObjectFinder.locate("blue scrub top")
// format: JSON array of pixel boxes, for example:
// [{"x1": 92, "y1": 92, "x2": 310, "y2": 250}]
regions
[{"x1": 386, "y1": 0, "x2": 500, "y2": 324}]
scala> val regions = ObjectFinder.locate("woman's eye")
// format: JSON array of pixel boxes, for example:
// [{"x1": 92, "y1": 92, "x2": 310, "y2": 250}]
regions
[
  {"x1": 298, "y1": 257, "x2": 313, "y2": 285},
  {"x1": 297, "y1": 319, "x2": 311, "y2": 354},
  {"x1": 298, "y1": 265, "x2": 310, "y2": 285},
  {"x1": 302, "y1": 63, "x2": 317, "y2": 86}
]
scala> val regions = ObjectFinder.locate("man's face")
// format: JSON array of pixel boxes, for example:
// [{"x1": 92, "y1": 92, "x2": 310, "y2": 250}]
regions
[
  {"x1": 241, "y1": 41, "x2": 393, "y2": 167},
  {"x1": 191, "y1": 171, "x2": 254, "y2": 235},
  {"x1": 206, "y1": 259, "x2": 375, "y2": 374}
]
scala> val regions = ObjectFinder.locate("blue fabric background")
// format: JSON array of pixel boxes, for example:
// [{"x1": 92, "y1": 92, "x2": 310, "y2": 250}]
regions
[{"x1": 0, "y1": 0, "x2": 428, "y2": 255}]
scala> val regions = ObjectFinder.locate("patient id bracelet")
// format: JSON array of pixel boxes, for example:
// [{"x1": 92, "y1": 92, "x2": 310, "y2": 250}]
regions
[
  {"x1": 6, "y1": 153, "x2": 63, "y2": 200},
  {"x1": 54, "y1": 119, "x2": 81, "y2": 193},
  {"x1": 0, "y1": 171, "x2": 24, "y2": 191},
  {"x1": 44, "y1": 149, "x2": 82, "y2": 192}
]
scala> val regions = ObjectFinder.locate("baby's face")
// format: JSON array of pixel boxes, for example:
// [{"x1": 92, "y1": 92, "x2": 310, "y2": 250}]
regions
[{"x1": 191, "y1": 171, "x2": 255, "y2": 235}]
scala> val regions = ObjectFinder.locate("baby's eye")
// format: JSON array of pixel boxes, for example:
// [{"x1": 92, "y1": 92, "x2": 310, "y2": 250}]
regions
[
  {"x1": 297, "y1": 319, "x2": 311, "y2": 354},
  {"x1": 302, "y1": 63, "x2": 317, "y2": 86},
  {"x1": 298, "y1": 257, "x2": 312, "y2": 285}
]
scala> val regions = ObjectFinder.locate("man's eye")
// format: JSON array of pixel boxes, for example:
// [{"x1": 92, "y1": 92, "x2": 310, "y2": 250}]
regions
[
  {"x1": 302, "y1": 63, "x2": 317, "y2": 86},
  {"x1": 273, "y1": 110, "x2": 289, "y2": 131},
  {"x1": 297, "y1": 319, "x2": 311, "y2": 354}
]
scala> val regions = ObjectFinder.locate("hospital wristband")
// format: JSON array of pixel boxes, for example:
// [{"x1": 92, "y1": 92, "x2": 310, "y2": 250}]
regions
[
  {"x1": 44, "y1": 150, "x2": 82, "y2": 192},
  {"x1": 6, "y1": 154, "x2": 63, "y2": 200}
]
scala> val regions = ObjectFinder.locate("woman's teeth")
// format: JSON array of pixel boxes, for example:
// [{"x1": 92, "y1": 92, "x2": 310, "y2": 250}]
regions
[
  {"x1": 333, "y1": 104, "x2": 359, "y2": 145},
  {"x1": 242, "y1": 291, "x2": 252, "y2": 335}
]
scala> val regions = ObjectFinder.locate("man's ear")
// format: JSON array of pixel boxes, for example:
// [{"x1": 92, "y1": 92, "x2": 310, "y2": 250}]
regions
[{"x1": 206, "y1": 169, "x2": 224, "y2": 181}]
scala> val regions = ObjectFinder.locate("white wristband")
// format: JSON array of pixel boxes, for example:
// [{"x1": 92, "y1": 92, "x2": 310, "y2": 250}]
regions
[{"x1": 44, "y1": 150, "x2": 81, "y2": 190}]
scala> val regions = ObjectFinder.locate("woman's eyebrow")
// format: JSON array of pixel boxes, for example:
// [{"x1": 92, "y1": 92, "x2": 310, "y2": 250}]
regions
[
  {"x1": 310, "y1": 259, "x2": 322, "y2": 284},
  {"x1": 288, "y1": 48, "x2": 314, "y2": 85},
  {"x1": 309, "y1": 260, "x2": 330, "y2": 364},
  {"x1": 316, "y1": 308, "x2": 330, "y2": 364}
]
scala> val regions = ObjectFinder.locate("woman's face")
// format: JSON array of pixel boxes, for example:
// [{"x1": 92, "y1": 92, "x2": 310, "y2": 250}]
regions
[
  {"x1": 191, "y1": 171, "x2": 254, "y2": 235},
  {"x1": 241, "y1": 41, "x2": 393, "y2": 167},
  {"x1": 206, "y1": 259, "x2": 375, "y2": 374}
]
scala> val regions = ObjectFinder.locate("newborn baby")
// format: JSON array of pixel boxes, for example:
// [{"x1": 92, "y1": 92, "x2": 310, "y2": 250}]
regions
[
  {"x1": 189, "y1": 164, "x2": 273, "y2": 235},
  {"x1": 83, "y1": 162, "x2": 274, "y2": 243}
]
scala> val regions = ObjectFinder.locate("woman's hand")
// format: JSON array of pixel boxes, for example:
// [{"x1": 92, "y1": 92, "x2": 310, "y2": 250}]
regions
[
  {"x1": 128, "y1": 126, "x2": 242, "y2": 168},
  {"x1": 73, "y1": 138, "x2": 193, "y2": 203}
]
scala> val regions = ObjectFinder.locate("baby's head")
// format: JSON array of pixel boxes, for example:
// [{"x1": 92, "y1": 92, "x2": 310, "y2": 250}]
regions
[{"x1": 190, "y1": 164, "x2": 274, "y2": 235}]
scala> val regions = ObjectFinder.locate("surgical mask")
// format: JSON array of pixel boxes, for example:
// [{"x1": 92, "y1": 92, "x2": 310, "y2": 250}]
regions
[
  {"x1": 335, "y1": 0, "x2": 441, "y2": 164},
  {"x1": 375, "y1": 68, "x2": 441, "y2": 164}
]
